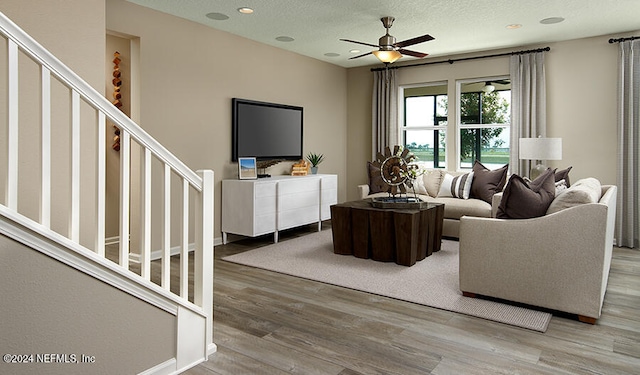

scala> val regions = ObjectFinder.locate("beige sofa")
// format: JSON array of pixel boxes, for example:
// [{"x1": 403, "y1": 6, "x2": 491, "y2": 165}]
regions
[
  {"x1": 358, "y1": 169, "x2": 497, "y2": 238},
  {"x1": 459, "y1": 183, "x2": 617, "y2": 323}
]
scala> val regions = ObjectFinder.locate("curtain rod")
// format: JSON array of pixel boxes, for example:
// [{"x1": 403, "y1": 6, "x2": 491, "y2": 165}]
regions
[
  {"x1": 370, "y1": 46, "x2": 551, "y2": 72},
  {"x1": 608, "y1": 36, "x2": 640, "y2": 43}
]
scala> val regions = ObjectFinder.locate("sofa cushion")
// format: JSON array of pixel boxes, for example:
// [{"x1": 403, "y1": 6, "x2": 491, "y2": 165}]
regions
[
  {"x1": 546, "y1": 177, "x2": 601, "y2": 215},
  {"x1": 496, "y1": 168, "x2": 556, "y2": 219},
  {"x1": 367, "y1": 162, "x2": 386, "y2": 193},
  {"x1": 433, "y1": 197, "x2": 492, "y2": 219},
  {"x1": 470, "y1": 161, "x2": 509, "y2": 204},
  {"x1": 555, "y1": 166, "x2": 573, "y2": 187},
  {"x1": 438, "y1": 172, "x2": 474, "y2": 199}
]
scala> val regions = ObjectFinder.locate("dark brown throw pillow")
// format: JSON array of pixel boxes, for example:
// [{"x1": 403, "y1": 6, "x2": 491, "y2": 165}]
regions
[
  {"x1": 367, "y1": 162, "x2": 385, "y2": 194},
  {"x1": 555, "y1": 166, "x2": 572, "y2": 187},
  {"x1": 496, "y1": 168, "x2": 556, "y2": 219},
  {"x1": 470, "y1": 160, "x2": 509, "y2": 204}
]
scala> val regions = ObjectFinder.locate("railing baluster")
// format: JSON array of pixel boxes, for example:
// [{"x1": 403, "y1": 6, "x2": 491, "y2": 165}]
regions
[
  {"x1": 119, "y1": 131, "x2": 130, "y2": 268},
  {"x1": 141, "y1": 148, "x2": 151, "y2": 280},
  {"x1": 40, "y1": 66, "x2": 51, "y2": 228},
  {"x1": 180, "y1": 178, "x2": 189, "y2": 299},
  {"x1": 6, "y1": 39, "x2": 18, "y2": 210},
  {"x1": 161, "y1": 163, "x2": 171, "y2": 290},
  {"x1": 70, "y1": 91, "x2": 80, "y2": 242},
  {"x1": 96, "y1": 112, "x2": 106, "y2": 256}
]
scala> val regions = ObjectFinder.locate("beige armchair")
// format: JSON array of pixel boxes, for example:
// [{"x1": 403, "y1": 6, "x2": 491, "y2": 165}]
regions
[{"x1": 459, "y1": 185, "x2": 617, "y2": 323}]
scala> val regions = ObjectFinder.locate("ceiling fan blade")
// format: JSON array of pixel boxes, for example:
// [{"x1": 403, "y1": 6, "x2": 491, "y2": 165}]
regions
[
  {"x1": 394, "y1": 34, "x2": 434, "y2": 48},
  {"x1": 398, "y1": 49, "x2": 428, "y2": 58},
  {"x1": 339, "y1": 38, "x2": 379, "y2": 48},
  {"x1": 349, "y1": 51, "x2": 373, "y2": 60}
]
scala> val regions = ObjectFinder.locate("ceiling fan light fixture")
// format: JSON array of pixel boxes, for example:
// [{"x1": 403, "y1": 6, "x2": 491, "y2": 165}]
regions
[
  {"x1": 373, "y1": 50, "x2": 402, "y2": 63},
  {"x1": 482, "y1": 83, "x2": 496, "y2": 93}
]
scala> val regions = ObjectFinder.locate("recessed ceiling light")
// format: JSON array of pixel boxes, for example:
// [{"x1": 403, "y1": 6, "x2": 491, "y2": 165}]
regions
[
  {"x1": 275, "y1": 36, "x2": 295, "y2": 42},
  {"x1": 205, "y1": 12, "x2": 229, "y2": 21},
  {"x1": 506, "y1": 24, "x2": 522, "y2": 29},
  {"x1": 540, "y1": 17, "x2": 565, "y2": 25},
  {"x1": 324, "y1": 53, "x2": 340, "y2": 57},
  {"x1": 350, "y1": 49, "x2": 361, "y2": 53},
  {"x1": 237, "y1": 7, "x2": 254, "y2": 14}
]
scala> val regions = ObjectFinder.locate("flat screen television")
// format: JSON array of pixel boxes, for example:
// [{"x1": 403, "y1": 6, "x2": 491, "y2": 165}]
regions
[{"x1": 232, "y1": 98, "x2": 303, "y2": 161}]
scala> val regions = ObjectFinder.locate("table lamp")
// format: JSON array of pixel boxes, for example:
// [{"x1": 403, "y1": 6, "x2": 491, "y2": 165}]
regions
[{"x1": 519, "y1": 137, "x2": 562, "y2": 180}]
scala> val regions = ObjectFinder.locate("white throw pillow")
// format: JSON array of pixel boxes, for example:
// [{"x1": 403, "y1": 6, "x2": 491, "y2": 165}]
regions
[
  {"x1": 438, "y1": 172, "x2": 474, "y2": 199},
  {"x1": 546, "y1": 177, "x2": 601, "y2": 215},
  {"x1": 410, "y1": 175, "x2": 428, "y2": 195}
]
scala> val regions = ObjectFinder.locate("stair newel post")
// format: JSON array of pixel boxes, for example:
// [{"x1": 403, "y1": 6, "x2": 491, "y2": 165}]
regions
[{"x1": 195, "y1": 169, "x2": 215, "y2": 355}]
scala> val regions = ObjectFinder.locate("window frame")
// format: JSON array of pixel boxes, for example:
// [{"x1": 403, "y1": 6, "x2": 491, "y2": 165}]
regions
[
  {"x1": 399, "y1": 81, "x2": 448, "y2": 169},
  {"x1": 455, "y1": 76, "x2": 511, "y2": 170}
]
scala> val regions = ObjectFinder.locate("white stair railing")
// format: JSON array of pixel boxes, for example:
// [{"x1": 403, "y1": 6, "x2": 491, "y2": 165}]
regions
[{"x1": 0, "y1": 11, "x2": 215, "y2": 359}]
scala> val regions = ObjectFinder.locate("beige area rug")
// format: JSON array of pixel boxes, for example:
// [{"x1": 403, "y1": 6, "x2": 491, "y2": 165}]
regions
[{"x1": 222, "y1": 230, "x2": 552, "y2": 332}]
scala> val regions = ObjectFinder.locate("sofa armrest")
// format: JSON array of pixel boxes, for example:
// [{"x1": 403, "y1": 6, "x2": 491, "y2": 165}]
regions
[
  {"x1": 357, "y1": 184, "x2": 370, "y2": 199},
  {"x1": 459, "y1": 200, "x2": 613, "y2": 319}
]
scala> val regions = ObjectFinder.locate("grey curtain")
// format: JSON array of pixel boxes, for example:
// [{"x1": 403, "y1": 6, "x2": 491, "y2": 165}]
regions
[
  {"x1": 616, "y1": 40, "x2": 640, "y2": 249},
  {"x1": 372, "y1": 68, "x2": 398, "y2": 159},
  {"x1": 509, "y1": 52, "x2": 547, "y2": 175}
]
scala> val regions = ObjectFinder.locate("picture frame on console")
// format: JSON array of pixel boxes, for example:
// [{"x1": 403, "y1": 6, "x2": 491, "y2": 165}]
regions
[{"x1": 238, "y1": 157, "x2": 257, "y2": 180}]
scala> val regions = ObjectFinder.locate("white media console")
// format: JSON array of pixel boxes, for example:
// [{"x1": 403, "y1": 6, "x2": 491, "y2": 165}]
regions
[{"x1": 221, "y1": 174, "x2": 338, "y2": 244}]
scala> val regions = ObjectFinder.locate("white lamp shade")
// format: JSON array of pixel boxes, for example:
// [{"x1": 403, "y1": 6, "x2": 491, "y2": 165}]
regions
[{"x1": 519, "y1": 137, "x2": 562, "y2": 160}]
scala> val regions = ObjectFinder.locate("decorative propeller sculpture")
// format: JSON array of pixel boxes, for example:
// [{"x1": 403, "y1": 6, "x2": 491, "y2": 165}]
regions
[{"x1": 370, "y1": 146, "x2": 417, "y2": 196}]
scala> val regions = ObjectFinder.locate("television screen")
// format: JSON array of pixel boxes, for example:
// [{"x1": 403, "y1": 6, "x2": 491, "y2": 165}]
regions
[{"x1": 232, "y1": 98, "x2": 303, "y2": 161}]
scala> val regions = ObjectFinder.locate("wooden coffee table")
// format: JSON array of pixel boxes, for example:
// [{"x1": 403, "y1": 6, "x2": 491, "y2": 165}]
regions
[{"x1": 330, "y1": 199, "x2": 444, "y2": 266}]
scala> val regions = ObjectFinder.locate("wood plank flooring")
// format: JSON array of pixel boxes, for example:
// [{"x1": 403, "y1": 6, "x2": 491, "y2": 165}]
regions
[{"x1": 180, "y1": 223, "x2": 639, "y2": 374}]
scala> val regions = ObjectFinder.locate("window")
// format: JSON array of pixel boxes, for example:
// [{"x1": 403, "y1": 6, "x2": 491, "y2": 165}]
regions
[
  {"x1": 401, "y1": 83, "x2": 447, "y2": 168},
  {"x1": 458, "y1": 79, "x2": 511, "y2": 169}
]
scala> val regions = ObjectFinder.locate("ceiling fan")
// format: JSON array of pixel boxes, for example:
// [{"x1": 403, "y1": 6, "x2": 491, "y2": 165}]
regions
[
  {"x1": 463, "y1": 79, "x2": 511, "y2": 93},
  {"x1": 341, "y1": 16, "x2": 434, "y2": 64}
]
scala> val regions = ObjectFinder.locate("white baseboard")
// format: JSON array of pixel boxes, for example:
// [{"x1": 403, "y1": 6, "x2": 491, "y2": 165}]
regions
[
  {"x1": 214, "y1": 236, "x2": 223, "y2": 247},
  {"x1": 137, "y1": 357, "x2": 176, "y2": 375},
  {"x1": 108, "y1": 236, "x2": 222, "y2": 264}
]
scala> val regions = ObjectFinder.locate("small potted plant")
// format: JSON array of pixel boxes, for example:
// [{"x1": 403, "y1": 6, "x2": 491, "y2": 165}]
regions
[{"x1": 306, "y1": 152, "x2": 324, "y2": 174}]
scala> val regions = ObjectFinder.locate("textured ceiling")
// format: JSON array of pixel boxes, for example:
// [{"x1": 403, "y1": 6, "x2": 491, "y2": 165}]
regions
[{"x1": 127, "y1": 0, "x2": 640, "y2": 68}]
